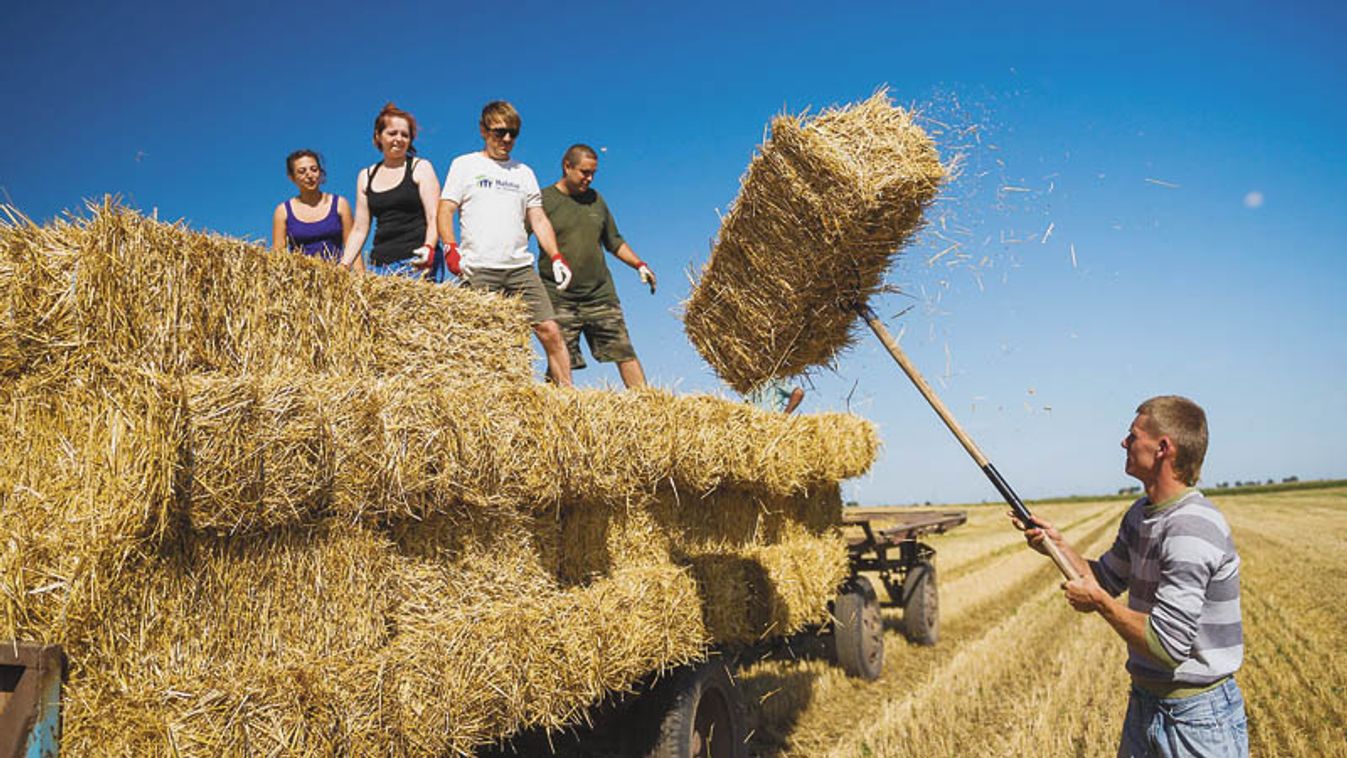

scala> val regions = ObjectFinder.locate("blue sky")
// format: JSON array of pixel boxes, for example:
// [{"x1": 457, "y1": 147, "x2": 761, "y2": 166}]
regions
[{"x1": 4, "y1": 1, "x2": 1344, "y2": 504}]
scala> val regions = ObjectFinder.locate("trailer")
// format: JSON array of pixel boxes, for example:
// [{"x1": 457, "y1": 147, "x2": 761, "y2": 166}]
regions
[{"x1": 832, "y1": 509, "x2": 968, "y2": 681}]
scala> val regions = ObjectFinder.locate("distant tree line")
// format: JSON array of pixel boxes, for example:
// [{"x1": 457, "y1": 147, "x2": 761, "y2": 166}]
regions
[{"x1": 1212, "y1": 476, "x2": 1298, "y2": 489}]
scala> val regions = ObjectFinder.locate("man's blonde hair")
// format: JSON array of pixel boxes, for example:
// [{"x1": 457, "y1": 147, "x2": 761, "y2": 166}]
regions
[
  {"x1": 480, "y1": 100, "x2": 522, "y2": 130},
  {"x1": 1137, "y1": 395, "x2": 1208, "y2": 485}
]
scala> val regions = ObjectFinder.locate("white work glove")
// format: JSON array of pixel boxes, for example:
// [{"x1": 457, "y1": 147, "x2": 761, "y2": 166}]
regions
[
  {"x1": 409, "y1": 244, "x2": 433, "y2": 273},
  {"x1": 552, "y1": 255, "x2": 573, "y2": 292},
  {"x1": 636, "y1": 262, "x2": 656, "y2": 294}
]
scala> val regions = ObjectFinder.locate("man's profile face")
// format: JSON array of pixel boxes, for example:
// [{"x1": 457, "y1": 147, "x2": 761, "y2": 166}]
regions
[
  {"x1": 562, "y1": 156, "x2": 598, "y2": 194},
  {"x1": 1121, "y1": 414, "x2": 1162, "y2": 480},
  {"x1": 481, "y1": 120, "x2": 518, "y2": 160}
]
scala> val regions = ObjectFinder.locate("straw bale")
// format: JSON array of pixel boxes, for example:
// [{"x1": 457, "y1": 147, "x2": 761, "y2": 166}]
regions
[
  {"x1": 183, "y1": 374, "x2": 335, "y2": 533},
  {"x1": 50, "y1": 515, "x2": 707, "y2": 756},
  {"x1": 656, "y1": 485, "x2": 847, "y2": 643},
  {"x1": 58, "y1": 521, "x2": 401, "y2": 756},
  {"x1": 2, "y1": 368, "x2": 859, "y2": 751},
  {"x1": 0, "y1": 209, "x2": 80, "y2": 381},
  {"x1": 379, "y1": 561, "x2": 704, "y2": 754},
  {"x1": 0, "y1": 201, "x2": 534, "y2": 386},
  {"x1": 0, "y1": 370, "x2": 181, "y2": 648},
  {"x1": 173, "y1": 375, "x2": 877, "y2": 535},
  {"x1": 684, "y1": 90, "x2": 946, "y2": 392},
  {"x1": 0, "y1": 369, "x2": 875, "y2": 544}
]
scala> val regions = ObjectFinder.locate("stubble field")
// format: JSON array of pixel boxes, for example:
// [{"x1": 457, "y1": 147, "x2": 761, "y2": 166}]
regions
[{"x1": 739, "y1": 485, "x2": 1347, "y2": 757}]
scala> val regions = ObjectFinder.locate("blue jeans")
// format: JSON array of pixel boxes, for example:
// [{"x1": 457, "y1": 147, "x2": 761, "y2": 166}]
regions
[
  {"x1": 1119, "y1": 677, "x2": 1248, "y2": 757},
  {"x1": 368, "y1": 248, "x2": 447, "y2": 282}
]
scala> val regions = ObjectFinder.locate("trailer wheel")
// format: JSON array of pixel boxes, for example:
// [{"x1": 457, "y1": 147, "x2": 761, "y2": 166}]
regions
[
  {"x1": 646, "y1": 661, "x2": 745, "y2": 758},
  {"x1": 903, "y1": 562, "x2": 939, "y2": 645},
  {"x1": 834, "y1": 576, "x2": 884, "y2": 681}
]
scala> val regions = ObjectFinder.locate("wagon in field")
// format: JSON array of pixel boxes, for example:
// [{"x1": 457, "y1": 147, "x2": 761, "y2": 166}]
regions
[{"x1": 832, "y1": 509, "x2": 968, "y2": 681}]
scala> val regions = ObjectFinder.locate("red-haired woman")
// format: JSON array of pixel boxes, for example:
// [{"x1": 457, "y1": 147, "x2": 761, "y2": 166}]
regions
[
  {"x1": 271, "y1": 149, "x2": 352, "y2": 262},
  {"x1": 339, "y1": 103, "x2": 440, "y2": 277}
]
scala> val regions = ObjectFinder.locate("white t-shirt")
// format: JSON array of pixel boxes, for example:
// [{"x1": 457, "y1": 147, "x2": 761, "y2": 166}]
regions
[{"x1": 441, "y1": 152, "x2": 542, "y2": 270}]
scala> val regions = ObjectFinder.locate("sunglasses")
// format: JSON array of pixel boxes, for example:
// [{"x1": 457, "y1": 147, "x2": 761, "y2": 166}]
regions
[{"x1": 487, "y1": 126, "x2": 520, "y2": 139}]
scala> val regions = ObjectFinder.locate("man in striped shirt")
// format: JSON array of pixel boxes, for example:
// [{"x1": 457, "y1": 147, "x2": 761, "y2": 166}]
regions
[{"x1": 1016, "y1": 395, "x2": 1248, "y2": 757}]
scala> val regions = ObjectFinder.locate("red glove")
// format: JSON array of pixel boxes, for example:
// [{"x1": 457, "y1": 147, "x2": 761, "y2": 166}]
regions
[{"x1": 444, "y1": 242, "x2": 462, "y2": 277}]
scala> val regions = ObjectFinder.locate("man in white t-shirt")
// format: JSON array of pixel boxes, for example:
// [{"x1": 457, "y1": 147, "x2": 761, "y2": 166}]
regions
[{"x1": 437, "y1": 101, "x2": 574, "y2": 386}]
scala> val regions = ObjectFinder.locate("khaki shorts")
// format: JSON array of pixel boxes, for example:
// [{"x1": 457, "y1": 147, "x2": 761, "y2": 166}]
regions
[
  {"x1": 465, "y1": 265, "x2": 555, "y2": 324},
  {"x1": 551, "y1": 298, "x2": 637, "y2": 370}
]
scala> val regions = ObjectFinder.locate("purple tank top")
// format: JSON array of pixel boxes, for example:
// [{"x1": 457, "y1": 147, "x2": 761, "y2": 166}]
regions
[{"x1": 285, "y1": 195, "x2": 343, "y2": 261}]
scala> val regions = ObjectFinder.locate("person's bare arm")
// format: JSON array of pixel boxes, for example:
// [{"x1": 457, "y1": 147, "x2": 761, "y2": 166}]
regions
[
  {"x1": 612, "y1": 242, "x2": 642, "y2": 268},
  {"x1": 413, "y1": 160, "x2": 440, "y2": 249},
  {"x1": 340, "y1": 170, "x2": 371, "y2": 270},
  {"x1": 1063, "y1": 574, "x2": 1153, "y2": 656},
  {"x1": 437, "y1": 199, "x2": 459, "y2": 246},
  {"x1": 337, "y1": 195, "x2": 353, "y2": 243},
  {"x1": 271, "y1": 203, "x2": 288, "y2": 252},
  {"x1": 528, "y1": 206, "x2": 562, "y2": 260}
]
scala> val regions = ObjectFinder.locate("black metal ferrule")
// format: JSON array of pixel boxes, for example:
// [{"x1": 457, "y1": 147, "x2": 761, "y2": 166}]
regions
[{"x1": 981, "y1": 463, "x2": 1035, "y2": 525}]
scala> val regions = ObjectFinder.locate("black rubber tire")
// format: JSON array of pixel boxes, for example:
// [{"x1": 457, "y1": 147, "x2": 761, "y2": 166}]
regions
[
  {"x1": 834, "y1": 576, "x2": 885, "y2": 681},
  {"x1": 646, "y1": 661, "x2": 745, "y2": 758},
  {"x1": 903, "y1": 562, "x2": 939, "y2": 645}
]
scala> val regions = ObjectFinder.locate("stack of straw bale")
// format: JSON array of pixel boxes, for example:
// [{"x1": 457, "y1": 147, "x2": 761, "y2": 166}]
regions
[
  {"x1": 0, "y1": 203, "x2": 877, "y2": 755},
  {"x1": 684, "y1": 90, "x2": 947, "y2": 393},
  {"x1": 0, "y1": 202, "x2": 533, "y2": 385}
]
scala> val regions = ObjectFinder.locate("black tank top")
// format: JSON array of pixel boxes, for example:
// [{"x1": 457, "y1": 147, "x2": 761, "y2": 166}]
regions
[{"x1": 366, "y1": 159, "x2": 426, "y2": 265}]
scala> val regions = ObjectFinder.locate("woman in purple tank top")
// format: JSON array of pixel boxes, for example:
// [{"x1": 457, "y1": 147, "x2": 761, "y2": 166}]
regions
[{"x1": 271, "y1": 149, "x2": 352, "y2": 262}]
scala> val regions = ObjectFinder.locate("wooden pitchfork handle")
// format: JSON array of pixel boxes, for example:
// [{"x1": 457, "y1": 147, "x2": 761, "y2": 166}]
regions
[{"x1": 855, "y1": 304, "x2": 1081, "y2": 582}]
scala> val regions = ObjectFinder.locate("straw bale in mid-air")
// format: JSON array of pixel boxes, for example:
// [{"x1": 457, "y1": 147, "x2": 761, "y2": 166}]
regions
[{"x1": 684, "y1": 89, "x2": 946, "y2": 393}]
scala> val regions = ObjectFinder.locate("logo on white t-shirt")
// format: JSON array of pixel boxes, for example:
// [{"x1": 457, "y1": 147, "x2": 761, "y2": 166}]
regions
[{"x1": 473, "y1": 174, "x2": 523, "y2": 193}]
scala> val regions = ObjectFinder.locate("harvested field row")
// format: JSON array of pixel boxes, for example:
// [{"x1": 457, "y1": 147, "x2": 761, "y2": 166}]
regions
[
  {"x1": 1222, "y1": 490, "x2": 1347, "y2": 755},
  {"x1": 919, "y1": 500, "x2": 1122, "y2": 582}
]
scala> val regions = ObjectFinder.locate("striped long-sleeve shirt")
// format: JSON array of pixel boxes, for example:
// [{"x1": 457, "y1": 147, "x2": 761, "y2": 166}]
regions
[{"x1": 1091, "y1": 489, "x2": 1243, "y2": 688}]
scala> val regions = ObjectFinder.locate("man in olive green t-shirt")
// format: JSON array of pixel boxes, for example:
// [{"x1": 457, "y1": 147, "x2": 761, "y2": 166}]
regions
[{"x1": 535, "y1": 144, "x2": 656, "y2": 388}]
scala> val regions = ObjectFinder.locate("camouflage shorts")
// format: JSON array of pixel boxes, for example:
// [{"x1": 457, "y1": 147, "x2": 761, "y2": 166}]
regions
[{"x1": 551, "y1": 299, "x2": 637, "y2": 370}]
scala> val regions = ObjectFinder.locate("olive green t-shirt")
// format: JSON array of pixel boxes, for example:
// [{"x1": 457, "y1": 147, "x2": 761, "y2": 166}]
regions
[{"x1": 537, "y1": 185, "x2": 626, "y2": 304}]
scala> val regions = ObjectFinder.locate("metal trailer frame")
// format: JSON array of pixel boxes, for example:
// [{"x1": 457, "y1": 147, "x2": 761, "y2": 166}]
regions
[
  {"x1": 843, "y1": 510, "x2": 968, "y2": 607},
  {"x1": 0, "y1": 642, "x2": 66, "y2": 758}
]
